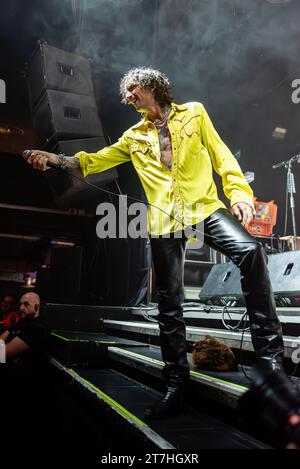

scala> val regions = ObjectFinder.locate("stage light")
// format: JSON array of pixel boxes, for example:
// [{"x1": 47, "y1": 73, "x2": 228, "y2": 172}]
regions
[
  {"x1": 0, "y1": 125, "x2": 24, "y2": 135},
  {"x1": 272, "y1": 126, "x2": 287, "y2": 139}
]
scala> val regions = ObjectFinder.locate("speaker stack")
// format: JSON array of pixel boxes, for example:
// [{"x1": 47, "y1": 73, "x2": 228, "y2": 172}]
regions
[
  {"x1": 27, "y1": 41, "x2": 117, "y2": 208},
  {"x1": 28, "y1": 42, "x2": 149, "y2": 308}
]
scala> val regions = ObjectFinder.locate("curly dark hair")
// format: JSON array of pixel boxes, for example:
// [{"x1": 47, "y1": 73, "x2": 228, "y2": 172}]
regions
[
  {"x1": 120, "y1": 67, "x2": 174, "y2": 107},
  {"x1": 192, "y1": 335, "x2": 236, "y2": 371}
]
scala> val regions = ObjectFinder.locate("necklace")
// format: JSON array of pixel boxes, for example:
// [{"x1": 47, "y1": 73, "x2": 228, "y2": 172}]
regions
[{"x1": 153, "y1": 106, "x2": 171, "y2": 129}]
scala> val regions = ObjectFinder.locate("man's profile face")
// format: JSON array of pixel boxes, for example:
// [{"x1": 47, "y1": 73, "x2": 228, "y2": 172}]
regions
[
  {"x1": 19, "y1": 293, "x2": 39, "y2": 318},
  {"x1": 1, "y1": 296, "x2": 16, "y2": 314},
  {"x1": 125, "y1": 84, "x2": 155, "y2": 112}
]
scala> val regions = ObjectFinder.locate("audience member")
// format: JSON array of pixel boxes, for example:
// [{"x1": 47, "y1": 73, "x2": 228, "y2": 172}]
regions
[
  {"x1": 0, "y1": 292, "x2": 51, "y2": 446},
  {"x1": 0, "y1": 294, "x2": 20, "y2": 330},
  {"x1": 0, "y1": 292, "x2": 49, "y2": 363}
]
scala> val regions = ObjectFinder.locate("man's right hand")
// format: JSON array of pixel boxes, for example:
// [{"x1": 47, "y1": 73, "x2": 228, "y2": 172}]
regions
[{"x1": 26, "y1": 150, "x2": 59, "y2": 171}]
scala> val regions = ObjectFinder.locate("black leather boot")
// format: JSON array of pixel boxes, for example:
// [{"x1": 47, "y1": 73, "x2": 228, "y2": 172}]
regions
[
  {"x1": 144, "y1": 385, "x2": 184, "y2": 420},
  {"x1": 258, "y1": 355, "x2": 285, "y2": 374}
]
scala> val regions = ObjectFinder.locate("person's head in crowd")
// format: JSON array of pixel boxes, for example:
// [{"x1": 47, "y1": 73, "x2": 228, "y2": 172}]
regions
[
  {"x1": 239, "y1": 361, "x2": 300, "y2": 448},
  {"x1": 19, "y1": 292, "x2": 40, "y2": 319},
  {"x1": 0, "y1": 294, "x2": 17, "y2": 316}
]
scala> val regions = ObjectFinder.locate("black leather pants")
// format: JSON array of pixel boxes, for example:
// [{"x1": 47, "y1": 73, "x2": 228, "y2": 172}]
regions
[{"x1": 150, "y1": 208, "x2": 284, "y2": 386}]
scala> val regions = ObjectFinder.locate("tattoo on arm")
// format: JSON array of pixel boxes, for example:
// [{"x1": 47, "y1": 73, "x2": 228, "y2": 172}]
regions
[
  {"x1": 57, "y1": 155, "x2": 81, "y2": 170},
  {"x1": 65, "y1": 156, "x2": 81, "y2": 169}
]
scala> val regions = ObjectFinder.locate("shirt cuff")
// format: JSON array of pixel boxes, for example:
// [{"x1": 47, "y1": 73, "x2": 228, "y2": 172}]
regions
[
  {"x1": 74, "y1": 151, "x2": 89, "y2": 177},
  {"x1": 230, "y1": 195, "x2": 255, "y2": 210}
]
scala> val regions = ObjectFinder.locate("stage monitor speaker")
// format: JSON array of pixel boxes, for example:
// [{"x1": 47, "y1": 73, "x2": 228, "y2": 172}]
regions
[
  {"x1": 268, "y1": 251, "x2": 300, "y2": 307},
  {"x1": 199, "y1": 251, "x2": 300, "y2": 307},
  {"x1": 199, "y1": 262, "x2": 243, "y2": 306},
  {"x1": 44, "y1": 137, "x2": 118, "y2": 208},
  {"x1": 28, "y1": 42, "x2": 94, "y2": 107},
  {"x1": 33, "y1": 90, "x2": 104, "y2": 144}
]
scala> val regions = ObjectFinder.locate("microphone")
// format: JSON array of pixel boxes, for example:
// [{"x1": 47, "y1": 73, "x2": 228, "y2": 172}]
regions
[
  {"x1": 22, "y1": 149, "x2": 61, "y2": 169},
  {"x1": 272, "y1": 154, "x2": 300, "y2": 169},
  {"x1": 293, "y1": 154, "x2": 300, "y2": 163}
]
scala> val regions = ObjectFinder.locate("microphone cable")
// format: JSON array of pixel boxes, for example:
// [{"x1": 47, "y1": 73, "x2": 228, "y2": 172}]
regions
[{"x1": 23, "y1": 152, "x2": 257, "y2": 247}]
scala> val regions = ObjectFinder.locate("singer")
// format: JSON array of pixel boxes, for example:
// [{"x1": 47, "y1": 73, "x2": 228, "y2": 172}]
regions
[{"x1": 26, "y1": 67, "x2": 284, "y2": 419}]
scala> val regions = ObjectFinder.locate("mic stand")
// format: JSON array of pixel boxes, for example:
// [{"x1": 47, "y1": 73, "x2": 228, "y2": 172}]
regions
[
  {"x1": 273, "y1": 154, "x2": 299, "y2": 251},
  {"x1": 287, "y1": 161, "x2": 297, "y2": 250}
]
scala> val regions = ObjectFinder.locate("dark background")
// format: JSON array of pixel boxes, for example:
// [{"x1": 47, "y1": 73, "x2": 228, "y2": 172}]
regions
[{"x1": 0, "y1": 0, "x2": 300, "y2": 303}]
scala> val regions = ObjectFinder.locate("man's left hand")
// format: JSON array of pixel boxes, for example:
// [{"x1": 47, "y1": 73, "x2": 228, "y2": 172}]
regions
[{"x1": 231, "y1": 202, "x2": 254, "y2": 227}]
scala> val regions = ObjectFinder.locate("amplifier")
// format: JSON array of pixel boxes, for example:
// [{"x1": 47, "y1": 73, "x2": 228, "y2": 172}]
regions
[{"x1": 247, "y1": 198, "x2": 277, "y2": 237}]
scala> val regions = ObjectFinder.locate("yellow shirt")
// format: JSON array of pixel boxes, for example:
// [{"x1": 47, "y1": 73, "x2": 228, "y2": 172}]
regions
[{"x1": 76, "y1": 102, "x2": 254, "y2": 235}]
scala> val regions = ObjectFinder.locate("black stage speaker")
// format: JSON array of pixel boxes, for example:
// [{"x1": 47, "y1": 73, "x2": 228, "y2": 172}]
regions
[
  {"x1": 199, "y1": 251, "x2": 300, "y2": 307},
  {"x1": 33, "y1": 90, "x2": 104, "y2": 144},
  {"x1": 184, "y1": 246, "x2": 215, "y2": 288},
  {"x1": 28, "y1": 42, "x2": 94, "y2": 106},
  {"x1": 269, "y1": 251, "x2": 300, "y2": 307},
  {"x1": 199, "y1": 261, "x2": 243, "y2": 306},
  {"x1": 49, "y1": 136, "x2": 107, "y2": 155},
  {"x1": 44, "y1": 137, "x2": 118, "y2": 208},
  {"x1": 36, "y1": 246, "x2": 83, "y2": 304}
]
